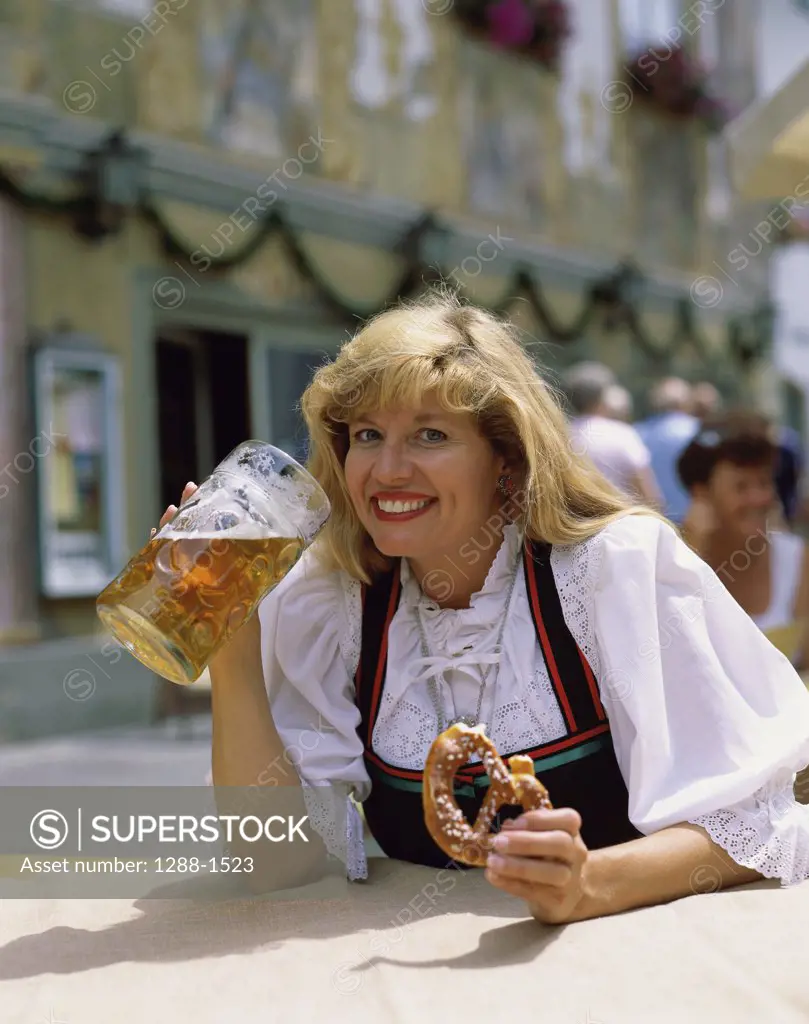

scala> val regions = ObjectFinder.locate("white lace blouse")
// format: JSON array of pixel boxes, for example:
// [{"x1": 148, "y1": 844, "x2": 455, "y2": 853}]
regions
[{"x1": 257, "y1": 514, "x2": 809, "y2": 886}]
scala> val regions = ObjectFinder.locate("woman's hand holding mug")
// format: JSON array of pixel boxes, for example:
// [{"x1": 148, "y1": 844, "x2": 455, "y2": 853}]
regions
[{"x1": 154, "y1": 480, "x2": 199, "y2": 537}]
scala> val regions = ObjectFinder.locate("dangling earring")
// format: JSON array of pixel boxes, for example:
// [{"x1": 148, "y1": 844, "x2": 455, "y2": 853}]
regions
[{"x1": 497, "y1": 474, "x2": 514, "y2": 497}]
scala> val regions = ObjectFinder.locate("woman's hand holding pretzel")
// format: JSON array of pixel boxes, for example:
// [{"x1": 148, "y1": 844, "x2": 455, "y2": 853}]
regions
[
  {"x1": 422, "y1": 724, "x2": 593, "y2": 924},
  {"x1": 485, "y1": 808, "x2": 591, "y2": 924}
]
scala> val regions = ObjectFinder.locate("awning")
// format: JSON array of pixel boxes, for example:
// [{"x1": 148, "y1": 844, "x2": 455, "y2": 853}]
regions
[{"x1": 727, "y1": 57, "x2": 809, "y2": 200}]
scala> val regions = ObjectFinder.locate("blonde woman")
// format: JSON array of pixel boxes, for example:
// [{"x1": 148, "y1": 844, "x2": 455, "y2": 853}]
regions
[{"x1": 160, "y1": 297, "x2": 809, "y2": 924}]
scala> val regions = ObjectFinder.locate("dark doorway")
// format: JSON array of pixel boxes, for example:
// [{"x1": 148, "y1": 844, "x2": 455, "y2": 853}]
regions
[{"x1": 155, "y1": 329, "x2": 250, "y2": 512}]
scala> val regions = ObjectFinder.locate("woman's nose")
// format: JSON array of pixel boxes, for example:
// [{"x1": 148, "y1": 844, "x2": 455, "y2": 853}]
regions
[{"x1": 372, "y1": 441, "x2": 412, "y2": 483}]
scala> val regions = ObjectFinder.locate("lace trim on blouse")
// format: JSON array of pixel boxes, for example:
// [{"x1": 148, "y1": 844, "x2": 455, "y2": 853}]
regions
[
  {"x1": 688, "y1": 775, "x2": 809, "y2": 887},
  {"x1": 301, "y1": 783, "x2": 368, "y2": 882}
]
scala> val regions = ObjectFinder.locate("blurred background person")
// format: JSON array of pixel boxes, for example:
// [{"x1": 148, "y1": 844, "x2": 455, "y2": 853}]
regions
[
  {"x1": 774, "y1": 421, "x2": 805, "y2": 527},
  {"x1": 564, "y1": 361, "x2": 661, "y2": 506},
  {"x1": 601, "y1": 383, "x2": 634, "y2": 423},
  {"x1": 691, "y1": 381, "x2": 723, "y2": 420},
  {"x1": 635, "y1": 377, "x2": 699, "y2": 525},
  {"x1": 677, "y1": 414, "x2": 809, "y2": 668}
]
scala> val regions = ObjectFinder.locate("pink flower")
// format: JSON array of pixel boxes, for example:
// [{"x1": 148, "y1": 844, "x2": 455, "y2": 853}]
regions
[{"x1": 486, "y1": 0, "x2": 535, "y2": 48}]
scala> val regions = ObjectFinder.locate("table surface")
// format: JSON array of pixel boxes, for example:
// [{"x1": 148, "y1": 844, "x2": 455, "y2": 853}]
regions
[{"x1": 2, "y1": 858, "x2": 808, "y2": 1024}]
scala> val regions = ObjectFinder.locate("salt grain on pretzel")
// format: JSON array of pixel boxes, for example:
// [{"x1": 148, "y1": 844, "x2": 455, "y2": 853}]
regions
[{"x1": 422, "y1": 722, "x2": 553, "y2": 867}]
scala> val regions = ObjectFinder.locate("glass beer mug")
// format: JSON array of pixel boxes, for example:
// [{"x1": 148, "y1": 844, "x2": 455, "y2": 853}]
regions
[{"x1": 96, "y1": 441, "x2": 330, "y2": 685}]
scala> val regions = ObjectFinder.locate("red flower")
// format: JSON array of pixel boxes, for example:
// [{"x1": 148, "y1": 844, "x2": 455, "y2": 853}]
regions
[
  {"x1": 486, "y1": 0, "x2": 536, "y2": 48},
  {"x1": 625, "y1": 42, "x2": 728, "y2": 131},
  {"x1": 453, "y1": 0, "x2": 571, "y2": 69}
]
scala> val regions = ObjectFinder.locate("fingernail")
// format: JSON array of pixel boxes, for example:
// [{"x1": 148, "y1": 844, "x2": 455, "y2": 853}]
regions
[
  {"x1": 510, "y1": 816, "x2": 526, "y2": 829},
  {"x1": 491, "y1": 834, "x2": 508, "y2": 851},
  {"x1": 150, "y1": 528, "x2": 156, "y2": 537},
  {"x1": 185, "y1": 481, "x2": 195, "y2": 490},
  {"x1": 487, "y1": 854, "x2": 506, "y2": 870}
]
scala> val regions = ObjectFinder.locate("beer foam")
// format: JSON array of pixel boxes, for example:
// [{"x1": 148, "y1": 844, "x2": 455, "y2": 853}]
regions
[
  {"x1": 228, "y1": 444, "x2": 329, "y2": 543},
  {"x1": 160, "y1": 525, "x2": 275, "y2": 541},
  {"x1": 259, "y1": 474, "x2": 329, "y2": 542},
  {"x1": 160, "y1": 447, "x2": 329, "y2": 546}
]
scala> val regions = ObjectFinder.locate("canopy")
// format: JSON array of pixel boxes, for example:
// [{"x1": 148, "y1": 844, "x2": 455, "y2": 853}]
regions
[{"x1": 728, "y1": 57, "x2": 809, "y2": 200}]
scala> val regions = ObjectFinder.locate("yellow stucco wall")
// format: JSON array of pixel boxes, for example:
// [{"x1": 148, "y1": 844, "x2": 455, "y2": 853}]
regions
[{"x1": 0, "y1": 0, "x2": 735, "y2": 279}]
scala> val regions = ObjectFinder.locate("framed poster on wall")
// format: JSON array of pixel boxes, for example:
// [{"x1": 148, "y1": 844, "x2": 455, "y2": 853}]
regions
[{"x1": 32, "y1": 345, "x2": 125, "y2": 598}]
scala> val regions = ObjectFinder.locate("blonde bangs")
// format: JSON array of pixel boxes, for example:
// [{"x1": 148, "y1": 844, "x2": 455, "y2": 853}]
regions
[
  {"x1": 309, "y1": 311, "x2": 494, "y2": 426},
  {"x1": 331, "y1": 358, "x2": 487, "y2": 424}
]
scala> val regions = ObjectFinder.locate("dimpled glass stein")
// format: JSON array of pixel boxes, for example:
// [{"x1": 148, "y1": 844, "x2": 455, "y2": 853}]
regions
[{"x1": 96, "y1": 442, "x2": 330, "y2": 684}]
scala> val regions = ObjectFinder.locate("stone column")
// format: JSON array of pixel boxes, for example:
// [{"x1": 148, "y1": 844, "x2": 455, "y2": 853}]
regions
[{"x1": 0, "y1": 198, "x2": 39, "y2": 644}]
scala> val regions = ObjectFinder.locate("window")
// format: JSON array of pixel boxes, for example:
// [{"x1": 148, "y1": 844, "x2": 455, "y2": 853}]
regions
[
  {"x1": 459, "y1": 41, "x2": 544, "y2": 225},
  {"x1": 33, "y1": 347, "x2": 125, "y2": 598},
  {"x1": 267, "y1": 349, "x2": 332, "y2": 464},
  {"x1": 619, "y1": 0, "x2": 681, "y2": 50},
  {"x1": 201, "y1": 0, "x2": 317, "y2": 159}
]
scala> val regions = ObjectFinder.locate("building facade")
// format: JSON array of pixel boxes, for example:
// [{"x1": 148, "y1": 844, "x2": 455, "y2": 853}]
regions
[{"x1": 0, "y1": 0, "x2": 772, "y2": 733}]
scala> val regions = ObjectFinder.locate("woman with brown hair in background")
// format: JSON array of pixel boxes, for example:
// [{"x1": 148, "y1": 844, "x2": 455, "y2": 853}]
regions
[{"x1": 678, "y1": 413, "x2": 809, "y2": 669}]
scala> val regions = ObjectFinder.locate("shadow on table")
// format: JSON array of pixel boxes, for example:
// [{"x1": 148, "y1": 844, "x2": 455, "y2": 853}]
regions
[
  {"x1": 347, "y1": 876, "x2": 785, "y2": 978},
  {"x1": 0, "y1": 859, "x2": 531, "y2": 979},
  {"x1": 0, "y1": 858, "x2": 785, "y2": 981},
  {"x1": 350, "y1": 917, "x2": 562, "y2": 977}
]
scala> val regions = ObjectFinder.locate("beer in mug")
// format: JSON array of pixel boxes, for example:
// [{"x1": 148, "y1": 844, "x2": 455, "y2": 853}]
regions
[{"x1": 96, "y1": 442, "x2": 330, "y2": 684}]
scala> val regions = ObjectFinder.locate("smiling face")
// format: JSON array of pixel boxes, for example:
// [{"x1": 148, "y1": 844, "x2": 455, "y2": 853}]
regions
[
  {"x1": 701, "y1": 460, "x2": 776, "y2": 538},
  {"x1": 343, "y1": 398, "x2": 509, "y2": 565}
]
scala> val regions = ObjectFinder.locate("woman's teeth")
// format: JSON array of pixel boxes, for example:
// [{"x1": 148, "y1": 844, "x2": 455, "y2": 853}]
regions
[{"x1": 376, "y1": 498, "x2": 431, "y2": 514}]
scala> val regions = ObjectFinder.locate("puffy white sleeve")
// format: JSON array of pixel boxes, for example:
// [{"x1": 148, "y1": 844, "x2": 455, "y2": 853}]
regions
[
  {"x1": 257, "y1": 548, "x2": 370, "y2": 881},
  {"x1": 592, "y1": 515, "x2": 809, "y2": 885}
]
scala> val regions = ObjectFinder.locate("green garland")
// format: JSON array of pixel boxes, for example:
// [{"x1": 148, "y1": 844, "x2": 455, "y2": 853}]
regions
[
  {"x1": 141, "y1": 202, "x2": 438, "y2": 321},
  {"x1": 0, "y1": 158, "x2": 771, "y2": 368},
  {"x1": 144, "y1": 199, "x2": 735, "y2": 363},
  {"x1": 0, "y1": 164, "x2": 85, "y2": 214}
]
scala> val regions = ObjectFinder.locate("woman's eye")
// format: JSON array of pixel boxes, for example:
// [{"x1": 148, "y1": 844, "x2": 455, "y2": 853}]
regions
[
  {"x1": 419, "y1": 428, "x2": 446, "y2": 443},
  {"x1": 351, "y1": 428, "x2": 379, "y2": 443}
]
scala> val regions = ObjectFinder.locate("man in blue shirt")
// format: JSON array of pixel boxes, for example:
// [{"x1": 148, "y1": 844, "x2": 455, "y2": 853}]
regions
[
  {"x1": 635, "y1": 378, "x2": 701, "y2": 524},
  {"x1": 775, "y1": 424, "x2": 804, "y2": 524}
]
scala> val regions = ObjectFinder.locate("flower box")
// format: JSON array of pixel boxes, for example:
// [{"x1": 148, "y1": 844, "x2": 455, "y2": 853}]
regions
[
  {"x1": 625, "y1": 43, "x2": 730, "y2": 132},
  {"x1": 453, "y1": 0, "x2": 572, "y2": 71}
]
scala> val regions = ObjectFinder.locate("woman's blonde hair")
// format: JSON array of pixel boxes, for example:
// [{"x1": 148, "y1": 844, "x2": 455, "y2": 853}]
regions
[{"x1": 301, "y1": 293, "x2": 656, "y2": 583}]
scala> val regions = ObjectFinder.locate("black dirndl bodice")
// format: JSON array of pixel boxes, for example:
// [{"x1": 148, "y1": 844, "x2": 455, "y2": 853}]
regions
[{"x1": 355, "y1": 540, "x2": 641, "y2": 869}]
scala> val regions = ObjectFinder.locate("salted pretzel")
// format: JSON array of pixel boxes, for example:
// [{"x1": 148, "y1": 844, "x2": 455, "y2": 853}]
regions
[{"x1": 423, "y1": 722, "x2": 553, "y2": 867}]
